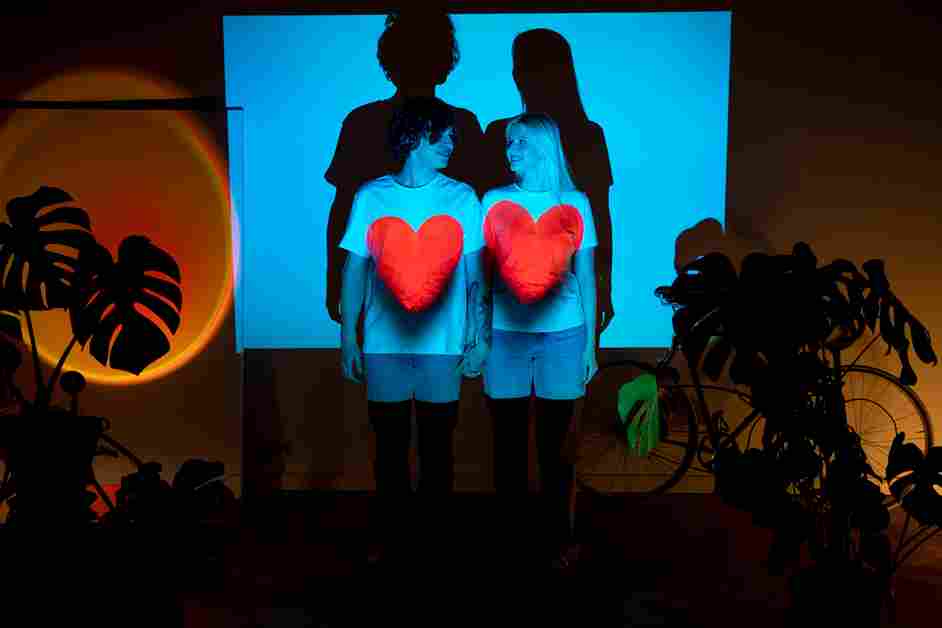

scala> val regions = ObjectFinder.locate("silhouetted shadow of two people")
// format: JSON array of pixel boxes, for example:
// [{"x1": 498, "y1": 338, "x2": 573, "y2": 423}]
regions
[{"x1": 324, "y1": 15, "x2": 616, "y2": 348}]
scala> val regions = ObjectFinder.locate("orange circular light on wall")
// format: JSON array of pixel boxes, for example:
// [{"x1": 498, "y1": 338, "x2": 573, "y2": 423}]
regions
[{"x1": 0, "y1": 67, "x2": 235, "y2": 385}]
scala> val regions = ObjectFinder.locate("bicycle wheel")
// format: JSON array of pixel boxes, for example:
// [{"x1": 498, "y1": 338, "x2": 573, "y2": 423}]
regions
[
  {"x1": 842, "y1": 365, "x2": 933, "y2": 496},
  {"x1": 575, "y1": 353, "x2": 772, "y2": 497},
  {"x1": 575, "y1": 381, "x2": 699, "y2": 497}
]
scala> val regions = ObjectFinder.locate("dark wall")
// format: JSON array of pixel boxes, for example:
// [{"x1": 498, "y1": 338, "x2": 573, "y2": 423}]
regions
[{"x1": 1, "y1": 2, "x2": 940, "y2": 495}]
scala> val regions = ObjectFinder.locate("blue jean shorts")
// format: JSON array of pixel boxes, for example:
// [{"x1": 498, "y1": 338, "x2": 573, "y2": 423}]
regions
[
  {"x1": 483, "y1": 325, "x2": 587, "y2": 400},
  {"x1": 364, "y1": 354, "x2": 463, "y2": 403}
]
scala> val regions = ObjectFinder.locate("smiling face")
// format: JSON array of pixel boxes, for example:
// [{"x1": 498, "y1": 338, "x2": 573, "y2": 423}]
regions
[
  {"x1": 412, "y1": 126, "x2": 455, "y2": 172},
  {"x1": 506, "y1": 123, "x2": 543, "y2": 181}
]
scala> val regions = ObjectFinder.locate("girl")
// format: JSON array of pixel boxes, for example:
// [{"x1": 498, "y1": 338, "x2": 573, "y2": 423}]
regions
[{"x1": 481, "y1": 112, "x2": 598, "y2": 570}]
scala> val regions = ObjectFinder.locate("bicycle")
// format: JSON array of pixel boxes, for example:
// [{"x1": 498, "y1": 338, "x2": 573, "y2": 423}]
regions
[{"x1": 575, "y1": 331, "x2": 933, "y2": 501}]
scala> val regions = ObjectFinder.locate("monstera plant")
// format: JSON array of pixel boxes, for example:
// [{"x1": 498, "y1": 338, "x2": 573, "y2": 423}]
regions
[
  {"x1": 0, "y1": 186, "x2": 182, "y2": 527},
  {"x1": 623, "y1": 242, "x2": 938, "y2": 626}
]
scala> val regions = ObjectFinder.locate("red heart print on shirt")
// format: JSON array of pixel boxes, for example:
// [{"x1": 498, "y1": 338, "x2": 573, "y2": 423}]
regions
[
  {"x1": 484, "y1": 200, "x2": 584, "y2": 304},
  {"x1": 367, "y1": 215, "x2": 464, "y2": 312}
]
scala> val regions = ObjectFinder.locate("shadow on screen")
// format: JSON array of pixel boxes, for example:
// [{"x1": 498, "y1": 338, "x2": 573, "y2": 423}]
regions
[
  {"x1": 481, "y1": 28, "x2": 615, "y2": 349},
  {"x1": 323, "y1": 9, "x2": 486, "y2": 325}
]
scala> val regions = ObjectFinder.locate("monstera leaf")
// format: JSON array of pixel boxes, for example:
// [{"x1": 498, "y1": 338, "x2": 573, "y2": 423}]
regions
[
  {"x1": 862, "y1": 260, "x2": 937, "y2": 385},
  {"x1": 70, "y1": 236, "x2": 182, "y2": 375},
  {"x1": 656, "y1": 252, "x2": 735, "y2": 368},
  {"x1": 0, "y1": 186, "x2": 95, "y2": 310},
  {"x1": 618, "y1": 374, "x2": 662, "y2": 456},
  {"x1": 886, "y1": 432, "x2": 942, "y2": 526},
  {"x1": 657, "y1": 243, "x2": 937, "y2": 388}
]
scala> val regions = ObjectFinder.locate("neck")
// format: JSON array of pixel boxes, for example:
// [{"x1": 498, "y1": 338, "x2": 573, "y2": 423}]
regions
[
  {"x1": 395, "y1": 159, "x2": 437, "y2": 187},
  {"x1": 516, "y1": 172, "x2": 550, "y2": 192},
  {"x1": 392, "y1": 85, "x2": 436, "y2": 101}
]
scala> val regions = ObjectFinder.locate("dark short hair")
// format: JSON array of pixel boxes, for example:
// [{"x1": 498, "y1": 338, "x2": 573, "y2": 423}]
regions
[
  {"x1": 377, "y1": 10, "x2": 459, "y2": 87},
  {"x1": 388, "y1": 97, "x2": 455, "y2": 162}
]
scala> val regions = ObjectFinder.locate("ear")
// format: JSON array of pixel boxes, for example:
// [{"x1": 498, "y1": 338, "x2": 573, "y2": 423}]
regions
[
  {"x1": 409, "y1": 130, "x2": 429, "y2": 156},
  {"x1": 420, "y1": 124, "x2": 435, "y2": 146}
]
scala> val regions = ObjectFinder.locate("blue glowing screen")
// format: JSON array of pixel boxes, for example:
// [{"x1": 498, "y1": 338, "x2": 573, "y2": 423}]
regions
[{"x1": 223, "y1": 12, "x2": 731, "y2": 350}]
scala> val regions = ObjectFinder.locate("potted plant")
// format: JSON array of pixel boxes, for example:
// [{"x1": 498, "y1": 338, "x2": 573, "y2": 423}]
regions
[
  {"x1": 630, "y1": 242, "x2": 937, "y2": 626},
  {"x1": 0, "y1": 185, "x2": 183, "y2": 529}
]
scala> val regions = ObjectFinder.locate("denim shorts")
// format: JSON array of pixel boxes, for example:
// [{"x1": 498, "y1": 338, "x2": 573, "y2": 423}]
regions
[
  {"x1": 364, "y1": 354, "x2": 463, "y2": 403},
  {"x1": 483, "y1": 325, "x2": 587, "y2": 400}
]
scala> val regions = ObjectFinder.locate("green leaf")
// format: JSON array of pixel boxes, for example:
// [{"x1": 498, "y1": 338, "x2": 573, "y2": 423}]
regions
[
  {"x1": 617, "y1": 374, "x2": 657, "y2": 422},
  {"x1": 618, "y1": 374, "x2": 662, "y2": 456},
  {"x1": 641, "y1": 405, "x2": 662, "y2": 456}
]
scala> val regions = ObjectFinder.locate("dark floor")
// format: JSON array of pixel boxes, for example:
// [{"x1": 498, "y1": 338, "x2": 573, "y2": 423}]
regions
[{"x1": 171, "y1": 492, "x2": 941, "y2": 628}]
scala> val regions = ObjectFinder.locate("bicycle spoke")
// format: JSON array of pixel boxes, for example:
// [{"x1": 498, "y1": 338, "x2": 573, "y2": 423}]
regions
[{"x1": 841, "y1": 366, "x2": 933, "y2": 498}]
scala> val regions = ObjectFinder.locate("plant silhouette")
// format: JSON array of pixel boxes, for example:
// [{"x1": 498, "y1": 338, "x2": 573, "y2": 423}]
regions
[
  {"x1": 644, "y1": 241, "x2": 938, "y2": 623},
  {"x1": 0, "y1": 185, "x2": 183, "y2": 527},
  {"x1": 70, "y1": 236, "x2": 182, "y2": 375}
]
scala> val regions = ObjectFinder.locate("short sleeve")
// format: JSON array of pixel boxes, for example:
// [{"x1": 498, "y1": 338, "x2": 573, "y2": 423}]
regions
[
  {"x1": 577, "y1": 191, "x2": 598, "y2": 250},
  {"x1": 325, "y1": 103, "x2": 398, "y2": 190},
  {"x1": 324, "y1": 113, "x2": 357, "y2": 188},
  {"x1": 564, "y1": 122, "x2": 613, "y2": 192},
  {"x1": 338, "y1": 186, "x2": 371, "y2": 258}
]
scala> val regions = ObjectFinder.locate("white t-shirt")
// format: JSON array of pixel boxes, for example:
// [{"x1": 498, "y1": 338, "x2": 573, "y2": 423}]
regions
[
  {"x1": 481, "y1": 184, "x2": 597, "y2": 333},
  {"x1": 339, "y1": 173, "x2": 483, "y2": 355}
]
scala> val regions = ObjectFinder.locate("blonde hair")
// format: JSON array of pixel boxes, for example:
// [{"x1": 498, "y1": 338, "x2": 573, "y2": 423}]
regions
[{"x1": 505, "y1": 112, "x2": 577, "y2": 198}]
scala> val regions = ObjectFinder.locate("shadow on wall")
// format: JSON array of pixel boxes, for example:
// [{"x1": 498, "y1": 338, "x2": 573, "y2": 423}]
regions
[{"x1": 674, "y1": 217, "x2": 775, "y2": 274}]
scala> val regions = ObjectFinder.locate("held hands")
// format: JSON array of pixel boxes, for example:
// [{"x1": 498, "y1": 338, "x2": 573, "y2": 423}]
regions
[
  {"x1": 341, "y1": 336, "x2": 364, "y2": 383},
  {"x1": 456, "y1": 341, "x2": 490, "y2": 378}
]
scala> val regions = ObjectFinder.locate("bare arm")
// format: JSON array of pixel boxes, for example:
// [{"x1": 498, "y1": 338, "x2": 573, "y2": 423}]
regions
[
  {"x1": 464, "y1": 249, "x2": 491, "y2": 347},
  {"x1": 325, "y1": 187, "x2": 356, "y2": 323},
  {"x1": 457, "y1": 249, "x2": 491, "y2": 377},
  {"x1": 340, "y1": 253, "x2": 369, "y2": 382}
]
